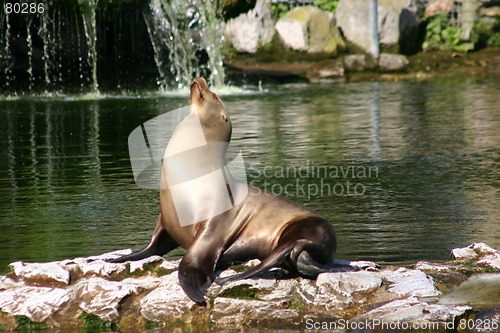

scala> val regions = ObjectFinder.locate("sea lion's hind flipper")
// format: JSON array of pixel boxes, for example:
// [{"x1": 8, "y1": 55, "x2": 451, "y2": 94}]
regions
[
  {"x1": 108, "y1": 214, "x2": 178, "y2": 263},
  {"x1": 296, "y1": 251, "x2": 362, "y2": 276},
  {"x1": 215, "y1": 244, "x2": 294, "y2": 285}
]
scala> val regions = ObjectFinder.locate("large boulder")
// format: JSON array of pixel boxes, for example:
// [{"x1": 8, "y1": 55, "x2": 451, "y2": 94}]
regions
[
  {"x1": 275, "y1": 6, "x2": 345, "y2": 54},
  {"x1": 223, "y1": 0, "x2": 275, "y2": 53},
  {"x1": 336, "y1": 0, "x2": 422, "y2": 54}
]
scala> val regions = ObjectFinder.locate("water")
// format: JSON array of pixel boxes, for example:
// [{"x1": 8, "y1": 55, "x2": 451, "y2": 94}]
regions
[
  {"x1": 0, "y1": 0, "x2": 224, "y2": 94},
  {"x1": 0, "y1": 78, "x2": 499, "y2": 272}
]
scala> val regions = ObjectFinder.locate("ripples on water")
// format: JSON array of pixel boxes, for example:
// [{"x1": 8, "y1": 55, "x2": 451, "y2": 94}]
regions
[{"x1": 0, "y1": 79, "x2": 499, "y2": 272}]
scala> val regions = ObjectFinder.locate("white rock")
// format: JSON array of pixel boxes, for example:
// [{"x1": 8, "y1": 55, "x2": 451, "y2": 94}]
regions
[
  {"x1": 244, "y1": 259, "x2": 261, "y2": 268},
  {"x1": 415, "y1": 261, "x2": 453, "y2": 272},
  {"x1": 211, "y1": 297, "x2": 276, "y2": 326},
  {"x1": 0, "y1": 286, "x2": 71, "y2": 322},
  {"x1": 9, "y1": 261, "x2": 70, "y2": 285},
  {"x1": 478, "y1": 254, "x2": 500, "y2": 270},
  {"x1": 159, "y1": 259, "x2": 180, "y2": 271},
  {"x1": 224, "y1": 0, "x2": 275, "y2": 53},
  {"x1": 296, "y1": 279, "x2": 317, "y2": 305},
  {"x1": 379, "y1": 268, "x2": 440, "y2": 297},
  {"x1": 452, "y1": 243, "x2": 499, "y2": 261},
  {"x1": 317, "y1": 271, "x2": 382, "y2": 297},
  {"x1": 0, "y1": 275, "x2": 25, "y2": 290},
  {"x1": 354, "y1": 296, "x2": 471, "y2": 325},
  {"x1": 333, "y1": 260, "x2": 380, "y2": 271},
  {"x1": 75, "y1": 277, "x2": 141, "y2": 322},
  {"x1": 140, "y1": 272, "x2": 194, "y2": 322},
  {"x1": 276, "y1": 6, "x2": 344, "y2": 53},
  {"x1": 260, "y1": 279, "x2": 298, "y2": 301},
  {"x1": 79, "y1": 260, "x2": 126, "y2": 278},
  {"x1": 122, "y1": 276, "x2": 162, "y2": 290},
  {"x1": 378, "y1": 53, "x2": 409, "y2": 71},
  {"x1": 129, "y1": 255, "x2": 164, "y2": 273}
]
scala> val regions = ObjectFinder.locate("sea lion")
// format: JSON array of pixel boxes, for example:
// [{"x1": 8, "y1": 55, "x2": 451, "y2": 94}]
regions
[{"x1": 110, "y1": 78, "x2": 337, "y2": 305}]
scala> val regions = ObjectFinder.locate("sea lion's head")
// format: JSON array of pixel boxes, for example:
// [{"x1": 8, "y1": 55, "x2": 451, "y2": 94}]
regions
[{"x1": 190, "y1": 78, "x2": 231, "y2": 143}]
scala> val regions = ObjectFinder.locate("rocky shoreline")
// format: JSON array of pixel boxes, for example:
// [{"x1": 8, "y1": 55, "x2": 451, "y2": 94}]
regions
[{"x1": 0, "y1": 243, "x2": 499, "y2": 332}]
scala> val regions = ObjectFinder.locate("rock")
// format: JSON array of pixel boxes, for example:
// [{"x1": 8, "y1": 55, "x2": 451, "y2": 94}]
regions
[
  {"x1": 0, "y1": 286, "x2": 71, "y2": 322},
  {"x1": 211, "y1": 297, "x2": 276, "y2": 326},
  {"x1": 9, "y1": 261, "x2": 70, "y2": 286},
  {"x1": 129, "y1": 255, "x2": 164, "y2": 273},
  {"x1": 343, "y1": 54, "x2": 370, "y2": 72},
  {"x1": 140, "y1": 272, "x2": 195, "y2": 322},
  {"x1": 75, "y1": 277, "x2": 141, "y2": 322},
  {"x1": 79, "y1": 260, "x2": 127, "y2": 279},
  {"x1": 337, "y1": 0, "x2": 421, "y2": 54},
  {"x1": 379, "y1": 267, "x2": 440, "y2": 297},
  {"x1": 307, "y1": 60, "x2": 345, "y2": 83},
  {"x1": 223, "y1": 0, "x2": 275, "y2": 53},
  {"x1": 354, "y1": 296, "x2": 471, "y2": 327},
  {"x1": 275, "y1": 6, "x2": 345, "y2": 54},
  {"x1": 452, "y1": 242, "x2": 499, "y2": 261},
  {"x1": 425, "y1": 0, "x2": 453, "y2": 17},
  {"x1": 378, "y1": 53, "x2": 409, "y2": 71},
  {"x1": 317, "y1": 271, "x2": 382, "y2": 298},
  {"x1": 477, "y1": 254, "x2": 500, "y2": 270},
  {"x1": 314, "y1": 271, "x2": 382, "y2": 310},
  {"x1": 0, "y1": 243, "x2": 498, "y2": 330},
  {"x1": 260, "y1": 279, "x2": 298, "y2": 301},
  {"x1": 415, "y1": 261, "x2": 453, "y2": 272},
  {"x1": 439, "y1": 273, "x2": 500, "y2": 307}
]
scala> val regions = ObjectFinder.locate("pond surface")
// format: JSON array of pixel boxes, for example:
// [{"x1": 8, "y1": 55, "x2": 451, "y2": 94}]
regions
[{"x1": 1, "y1": 78, "x2": 499, "y2": 272}]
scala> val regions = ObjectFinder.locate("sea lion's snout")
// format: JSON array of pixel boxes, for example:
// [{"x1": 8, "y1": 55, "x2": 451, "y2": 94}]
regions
[{"x1": 190, "y1": 78, "x2": 209, "y2": 105}]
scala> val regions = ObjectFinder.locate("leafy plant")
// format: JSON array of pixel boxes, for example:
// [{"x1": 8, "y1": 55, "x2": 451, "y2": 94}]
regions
[
  {"x1": 423, "y1": 12, "x2": 473, "y2": 52},
  {"x1": 314, "y1": 0, "x2": 339, "y2": 13},
  {"x1": 271, "y1": 2, "x2": 289, "y2": 19}
]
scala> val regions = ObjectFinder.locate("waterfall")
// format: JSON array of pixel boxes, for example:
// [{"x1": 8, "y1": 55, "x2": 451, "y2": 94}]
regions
[
  {"x1": 0, "y1": 0, "x2": 225, "y2": 95},
  {"x1": 79, "y1": 0, "x2": 99, "y2": 93},
  {"x1": 142, "y1": 0, "x2": 225, "y2": 89}
]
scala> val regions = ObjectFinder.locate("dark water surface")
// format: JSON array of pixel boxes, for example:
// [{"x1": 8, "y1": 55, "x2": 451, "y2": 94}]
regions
[{"x1": 1, "y1": 79, "x2": 499, "y2": 272}]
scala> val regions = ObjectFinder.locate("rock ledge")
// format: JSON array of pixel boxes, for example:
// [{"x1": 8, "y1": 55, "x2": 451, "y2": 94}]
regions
[{"x1": 0, "y1": 243, "x2": 499, "y2": 331}]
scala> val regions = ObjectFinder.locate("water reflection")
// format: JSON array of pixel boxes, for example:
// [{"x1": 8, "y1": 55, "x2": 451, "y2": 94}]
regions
[{"x1": 0, "y1": 79, "x2": 499, "y2": 272}]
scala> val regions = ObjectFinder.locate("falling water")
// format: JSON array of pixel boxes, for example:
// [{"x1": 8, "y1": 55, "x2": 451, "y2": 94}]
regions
[
  {"x1": 142, "y1": 0, "x2": 225, "y2": 89},
  {"x1": 0, "y1": 9, "x2": 13, "y2": 88},
  {"x1": 79, "y1": 0, "x2": 99, "y2": 93},
  {"x1": 0, "y1": 0, "x2": 225, "y2": 95},
  {"x1": 25, "y1": 15, "x2": 34, "y2": 90}
]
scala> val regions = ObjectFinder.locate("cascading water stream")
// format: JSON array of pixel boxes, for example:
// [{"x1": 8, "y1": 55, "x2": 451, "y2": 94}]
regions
[
  {"x1": 79, "y1": 0, "x2": 99, "y2": 93},
  {"x1": 0, "y1": 0, "x2": 225, "y2": 95},
  {"x1": 143, "y1": 0, "x2": 225, "y2": 90}
]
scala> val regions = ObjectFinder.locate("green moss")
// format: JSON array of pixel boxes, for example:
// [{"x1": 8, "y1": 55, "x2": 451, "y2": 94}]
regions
[
  {"x1": 217, "y1": 284, "x2": 261, "y2": 300},
  {"x1": 15, "y1": 315, "x2": 48, "y2": 331},
  {"x1": 143, "y1": 317, "x2": 162, "y2": 329},
  {"x1": 79, "y1": 312, "x2": 118, "y2": 331}
]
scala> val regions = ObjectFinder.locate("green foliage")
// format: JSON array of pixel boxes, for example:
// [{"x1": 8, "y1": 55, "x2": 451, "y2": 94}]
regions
[
  {"x1": 217, "y1": 284, "x2": 261, "y2": 300},
  {"x1": 15, "y1": 316, "x2": 48, "y2": 331},
  {"x1": 475, "y1": 20, "x2": 500, "y2": 48},
  {"x1": 271, "y1": 2, "x2": 289, "y2": 19},
  {"x1": 80, "y1": 312, "x2": 118, "y2": 331},
  {"x1": 313, "y1": 0, "x2": 339, "y2": 13},
  {"x1": 423, "y1": 12, "x2": 473, "y2": 52}
]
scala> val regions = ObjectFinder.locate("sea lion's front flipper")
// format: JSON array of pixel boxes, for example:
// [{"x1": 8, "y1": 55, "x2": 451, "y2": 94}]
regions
[
  {"x1": 178, "y1": 237, "x2": 222, "y2": 305},
  {"x1": 108, "y1": 214, "x2": 179, "y2": 263}
]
